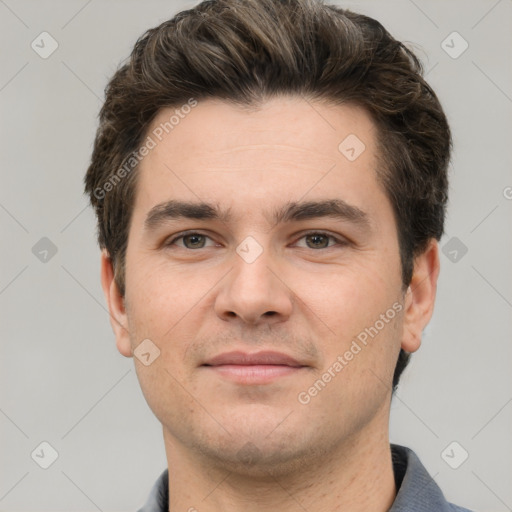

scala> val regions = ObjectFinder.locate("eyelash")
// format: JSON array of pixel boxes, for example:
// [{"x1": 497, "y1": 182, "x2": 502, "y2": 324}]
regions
[{"x1": 164, "y1": 230, "x2": 347, "y2": 250}]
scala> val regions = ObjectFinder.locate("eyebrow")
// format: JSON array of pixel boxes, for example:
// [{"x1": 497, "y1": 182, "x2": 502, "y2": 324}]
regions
[{"x1": 144, "y1": 199, "x2": 370, "y2": 231}]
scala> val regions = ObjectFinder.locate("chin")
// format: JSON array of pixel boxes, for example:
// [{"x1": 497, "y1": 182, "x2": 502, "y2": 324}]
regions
[
  {"x1": 188, "y1": 415, "x2": 322, "y2": 478},
  {"x1": 200, "y1": 438, "x2": 313, "y2": 478}
]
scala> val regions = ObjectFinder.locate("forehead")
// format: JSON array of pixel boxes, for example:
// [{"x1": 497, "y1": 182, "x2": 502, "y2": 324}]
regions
[
  {"x1": 146, "y1": 96, "x2": 377, "y2": 161},
  {"x1": 133, "y1": 96, "x2": 386, "y2": 223}
]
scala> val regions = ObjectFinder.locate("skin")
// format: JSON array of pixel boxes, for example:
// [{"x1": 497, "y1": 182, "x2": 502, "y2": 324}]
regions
[{"x1": 101, "y1": 96, "x2": 439, "y2": 512}]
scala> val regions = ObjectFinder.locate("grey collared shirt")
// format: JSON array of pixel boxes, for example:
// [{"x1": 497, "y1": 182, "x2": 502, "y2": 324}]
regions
[{"x1": 137, "y1": 444, "x2": 474, "y2": 512}]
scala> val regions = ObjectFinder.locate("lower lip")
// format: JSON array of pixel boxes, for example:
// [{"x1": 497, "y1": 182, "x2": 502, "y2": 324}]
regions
[{"x1": 203, "y1": 364, "x2": 304, "y2": 384}]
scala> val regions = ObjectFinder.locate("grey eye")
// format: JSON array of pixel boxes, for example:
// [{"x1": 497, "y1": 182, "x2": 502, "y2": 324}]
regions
[
  {"x1": 182, "y1": 234, "x2": 207, "y2": 248},
  {"x1": 304, "y1": 234, "x2": 331, "y2": 249}
]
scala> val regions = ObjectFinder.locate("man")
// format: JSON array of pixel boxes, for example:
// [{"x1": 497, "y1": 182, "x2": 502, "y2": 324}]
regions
[{"x1": 85, "y1": 0, "x2": 473, "y2": 510}]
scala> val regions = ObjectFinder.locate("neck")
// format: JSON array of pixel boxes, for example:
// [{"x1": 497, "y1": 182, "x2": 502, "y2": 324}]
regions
[{"x1": 162, "y1": 417, "x2": 396, "y2": 512}]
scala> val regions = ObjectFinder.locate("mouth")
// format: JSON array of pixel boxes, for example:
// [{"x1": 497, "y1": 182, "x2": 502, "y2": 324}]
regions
[{"x1": 201, "y1": 351, "x2": 308, "y2": 384}]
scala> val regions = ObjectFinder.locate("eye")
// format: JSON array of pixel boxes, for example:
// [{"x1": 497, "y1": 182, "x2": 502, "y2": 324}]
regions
[
  {"x1": 166, "y1": 232, "x2": 216, "y2": 249},
  {"x1": 294, "y1": 232, "x2": 345, "y2": 249},
  {"x1": 164, "y1": 231, "x2": 345, "y2": 251}
]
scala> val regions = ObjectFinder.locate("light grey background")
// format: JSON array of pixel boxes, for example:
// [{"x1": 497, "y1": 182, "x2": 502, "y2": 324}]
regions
[{"x1": 1, "y1": 0, "x2": 511, "y2": 510}]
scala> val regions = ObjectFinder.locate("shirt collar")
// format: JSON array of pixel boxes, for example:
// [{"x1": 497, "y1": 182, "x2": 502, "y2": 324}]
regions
[
  {"x1": 138, "y1": 444, "x2": 471, "y2": 512},
  {"x1": 389, "y1": 444, "x2": 471, "y2": 511}
]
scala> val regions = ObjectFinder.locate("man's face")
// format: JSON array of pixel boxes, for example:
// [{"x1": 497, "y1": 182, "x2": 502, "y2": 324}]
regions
[{"x1": 104, "y1": 96, "x2": 432, "y2": 473}]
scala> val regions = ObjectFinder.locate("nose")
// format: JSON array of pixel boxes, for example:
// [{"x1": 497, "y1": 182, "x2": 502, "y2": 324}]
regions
[{"x1": 214, "y1": 246, "x2": 293, "y2": 326}]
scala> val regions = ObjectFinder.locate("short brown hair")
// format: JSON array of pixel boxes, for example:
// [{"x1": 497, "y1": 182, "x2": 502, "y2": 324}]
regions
[{"x1": 85, "y1": 0, "x2": 451, "y2": 388}]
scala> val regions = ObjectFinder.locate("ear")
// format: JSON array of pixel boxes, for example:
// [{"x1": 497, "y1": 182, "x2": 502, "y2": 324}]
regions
[
  {"x1": 100, "y1": 250, "x2": 132, "y2": 358},
  {"x1": 401, "y1": 239, "x2": 440, "y2": 353}
]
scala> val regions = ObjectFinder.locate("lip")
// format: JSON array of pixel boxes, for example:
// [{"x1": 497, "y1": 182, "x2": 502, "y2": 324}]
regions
[
  {"x1": 201, "y1": 351, "x2": 307, "y2": 385},
  {"x1": 203, "y1": 350, "x2": 304, "y2": 367}
]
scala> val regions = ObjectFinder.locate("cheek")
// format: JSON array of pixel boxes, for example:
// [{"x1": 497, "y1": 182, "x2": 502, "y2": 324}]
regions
[
  {"x1": 290, "y1": 259, "x2": 398, "y2": 333},
  {"x1": 124, "y1": 254, "x2": 224, "y2": 370},
  {"x1": 125, "y1": 252, "x2": 190, "y2": 327},
  {"x1": 290, "y1": 257, "x2": 403, "y2": 387}
]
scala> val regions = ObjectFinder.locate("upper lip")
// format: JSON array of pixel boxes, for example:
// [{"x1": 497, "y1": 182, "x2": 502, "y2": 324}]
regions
[{"x1": 203, "y1": 351, "x2": 305, "y2": 367}]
